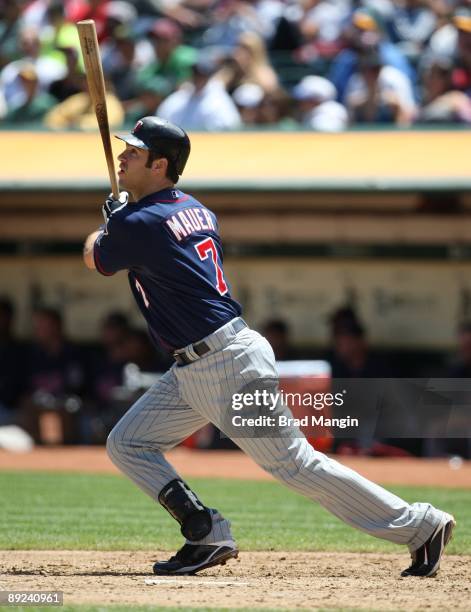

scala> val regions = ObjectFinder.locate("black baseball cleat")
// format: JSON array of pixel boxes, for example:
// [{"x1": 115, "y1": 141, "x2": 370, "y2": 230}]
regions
[
  {"x1": 153, "y1": 542, "x2": 239, "y2": 576},
  {"x1": 401, "y1": 513, "x2": 456, "y2": 577}
]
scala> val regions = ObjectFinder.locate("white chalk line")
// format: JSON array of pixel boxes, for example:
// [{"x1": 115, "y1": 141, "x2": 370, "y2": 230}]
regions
[{"x1": 145, "y1": 578, "x2": 251, "y2": 587}]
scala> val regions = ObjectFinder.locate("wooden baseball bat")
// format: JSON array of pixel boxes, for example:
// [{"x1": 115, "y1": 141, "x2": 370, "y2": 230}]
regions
[{"x1": 77, "y1": 19, "x2": 119, "y2": 198}]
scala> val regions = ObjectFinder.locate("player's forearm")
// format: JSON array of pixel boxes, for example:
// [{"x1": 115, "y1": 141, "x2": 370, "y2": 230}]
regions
[{"x1": 83, "y1": 229, "x2": 103, "y2": 270}]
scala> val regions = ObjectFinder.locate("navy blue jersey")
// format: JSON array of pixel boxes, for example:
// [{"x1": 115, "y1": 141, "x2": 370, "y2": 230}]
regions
[{"x1": 93, "y1": 188, "x2": 241, "y2": 350}]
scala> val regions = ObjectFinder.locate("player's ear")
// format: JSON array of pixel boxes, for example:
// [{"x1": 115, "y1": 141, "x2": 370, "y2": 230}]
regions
[{"x1": 152, "y1": 157, "x2": 168, "y2": 176}]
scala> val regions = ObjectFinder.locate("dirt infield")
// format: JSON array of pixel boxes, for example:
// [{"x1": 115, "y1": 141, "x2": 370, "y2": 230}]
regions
[
  {"x1": 2, "y1": 550, "x2": 470, "y2": 610},
  {"x1": 1, "y1": 446, "x2": 470, "y2": 487}
]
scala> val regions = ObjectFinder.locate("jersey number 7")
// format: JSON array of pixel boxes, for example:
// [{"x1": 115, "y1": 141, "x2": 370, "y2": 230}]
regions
[{"x1": 195, "y1": 237, "x2": 228, "y2": 296}]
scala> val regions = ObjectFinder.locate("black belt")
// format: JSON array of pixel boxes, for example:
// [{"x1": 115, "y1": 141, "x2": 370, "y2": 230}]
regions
[{"x1": 173, "y1": 318, "x2": 247, "y2": 366}]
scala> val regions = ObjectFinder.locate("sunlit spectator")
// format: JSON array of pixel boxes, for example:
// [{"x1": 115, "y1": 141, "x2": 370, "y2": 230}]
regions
[
  {"x1": 21, "y1": 0, "x2": 51, "y2": 29},
  {"x1": 345, "y1": 50, "x2": 416, "y2": 125},
  {"x1": 388, "y1": 0, "x2": 437, "y2": 66},
  {"x1": 299, "y1": 0, "x2": 350, "y2": 59},
  {"x1": 125, "y1": 76, "x2": 172, "y2": 125},
  {"x1": 232, "y1": 82, "x2": 264, "y2": 126},
  {"x1": 40, "y1": 1, "x2": 82, "y2": 63},
  {"x1": 157, "y1": 51, "x2": 241, "y2": 130},
  {"x1": 100, "y1": 4, "x2": 155, "y2": 91},
  {"x1": 102, "y1": 26, "x2": 143, "y2": 102},
  {"x1": 417, "y1": 56, "x2": 471, "y2": 123},
  {"x1": 329, "y1": 7, "x2": 415, "y2": 104},
  {"x1": 44, "y1": 76, "x2": 124, "y2": 129},
  {"x1": 0, "y1": 26, "x2": 66, "y2": 110},
  {"x1": 137, "y1": 18, "x2": 197, "y2": 90},
  {"x1": 256, "y1": 87, "x2": 295, "y2": 128},
  {"x1": 147, "y1": 0, "x2": 208, "y2": 29},
  {"x1": 217, "y1": 31, "x2": 279, "y2": 94},
  {"x1": 200, "y1": 0, "x2": 265, "y2": 49},
  {"x1": 48, "y1": 47, "x2": 84, "y2": 102},
  {"x1": 105, "y1": 1, "x2": 137, "y2": 32},
  {"x1": 101, "y1": 16, "x2": 154, "y2": 84},
  {"x1": 427, "y1": 7, "x2": 471, "y2": 97},
  {"x1": 1, "y1": 63, "x2": 56, "y2": 123},
  {"x1": 292, "y1": 74, "x2": 348, "y2": 131},
  {"x1": 428, "y1": 5, "x2": 471, "y2": 59}
]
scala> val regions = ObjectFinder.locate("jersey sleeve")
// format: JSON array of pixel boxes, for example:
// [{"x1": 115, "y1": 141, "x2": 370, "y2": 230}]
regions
[{"x1": 93, "y1": 211, "x2": 148, "y2": 276}]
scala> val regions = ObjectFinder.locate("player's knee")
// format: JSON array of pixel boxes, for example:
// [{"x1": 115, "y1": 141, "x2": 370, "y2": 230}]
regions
[
  {"x1": 261, "y1": 440, "x2": 321, "y2": 483},
  {"x1": 106, "y1": 425, "x2": 128, "y2": 464}
]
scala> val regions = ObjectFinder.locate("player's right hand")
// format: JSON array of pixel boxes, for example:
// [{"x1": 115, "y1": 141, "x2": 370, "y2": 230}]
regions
[{"x1": 102, "y1": 191, "x2": 129, "y2": 223}]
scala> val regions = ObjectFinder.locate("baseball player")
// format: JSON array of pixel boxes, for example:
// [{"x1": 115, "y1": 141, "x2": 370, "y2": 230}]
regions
[{"x1": 83, "y1": 116, "x2": 455, "y2": 577}]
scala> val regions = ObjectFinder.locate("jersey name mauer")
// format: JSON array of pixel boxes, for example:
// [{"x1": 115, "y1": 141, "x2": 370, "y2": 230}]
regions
[{"x1": 165, "y1": 207, "x2": 216, "y2": 241}]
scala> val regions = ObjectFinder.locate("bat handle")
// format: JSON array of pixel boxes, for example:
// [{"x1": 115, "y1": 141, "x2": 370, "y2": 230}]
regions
[{"x1": 108, "y1": 160, "x2": 119, "y2": 200}]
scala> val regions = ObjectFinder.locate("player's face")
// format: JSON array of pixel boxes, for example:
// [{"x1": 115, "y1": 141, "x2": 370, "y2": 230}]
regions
[{"x1": 117, "y1": 145, "x2": 153, "y2": 193}]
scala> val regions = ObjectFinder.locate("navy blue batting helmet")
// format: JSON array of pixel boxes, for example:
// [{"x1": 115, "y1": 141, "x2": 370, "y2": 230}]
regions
[{"x1": 116, "y1": 116, "x2": 191, "y2": 177}]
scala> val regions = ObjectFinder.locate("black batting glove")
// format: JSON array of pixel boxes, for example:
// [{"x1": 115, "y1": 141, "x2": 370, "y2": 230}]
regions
[{"x1": 102, "y1": 191, "x2": 129, "y2": 224}]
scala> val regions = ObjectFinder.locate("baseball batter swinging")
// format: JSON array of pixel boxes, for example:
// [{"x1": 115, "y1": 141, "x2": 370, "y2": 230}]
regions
[{"x1": 83, "y1": 116, "x2": 455, "y2": 577}]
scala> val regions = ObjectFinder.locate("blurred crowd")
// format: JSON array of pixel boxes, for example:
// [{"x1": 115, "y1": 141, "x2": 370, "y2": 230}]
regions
[
  {"x1": 1, "y1": 295, "x2": 470, "y2": 457},
  {"x1": 1, "y1": 0, "x2": 471, "y2": 131}
]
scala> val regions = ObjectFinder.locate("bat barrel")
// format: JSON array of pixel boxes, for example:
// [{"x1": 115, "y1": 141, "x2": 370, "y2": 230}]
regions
[{"x1": 77, "y1": 19, "x2": 119, "y2": 198}]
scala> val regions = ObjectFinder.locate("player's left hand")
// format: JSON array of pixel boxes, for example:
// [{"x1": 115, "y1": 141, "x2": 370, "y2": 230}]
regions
[{"x1": 102, "y1": 191, "x2": 129, "y2": 223}]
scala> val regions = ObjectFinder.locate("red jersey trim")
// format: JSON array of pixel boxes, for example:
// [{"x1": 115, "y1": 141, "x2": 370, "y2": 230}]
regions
[{"x1": 158, "y1": 195, "x2": 190, "y2": 203}]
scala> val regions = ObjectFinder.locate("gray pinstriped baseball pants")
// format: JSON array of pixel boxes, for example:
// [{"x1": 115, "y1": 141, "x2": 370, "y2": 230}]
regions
[{"x1": 107, "y1": 319, "x2": 445, "y2": 552}]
